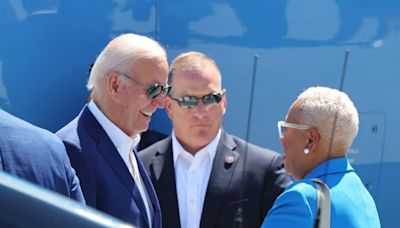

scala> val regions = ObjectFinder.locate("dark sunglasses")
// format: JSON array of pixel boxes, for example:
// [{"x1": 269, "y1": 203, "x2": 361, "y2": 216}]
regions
[
  {"x1": 119, "y1": 72, "x2": 172, "y2": 99},
  {"x1": 169, "y1": 89, "x2": 225, "y2": 108}
]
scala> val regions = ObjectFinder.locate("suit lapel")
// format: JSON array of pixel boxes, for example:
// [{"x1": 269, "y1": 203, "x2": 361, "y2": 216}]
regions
[
  {"x1": 200, "y1": 132, "x2": 240, "y2": 228},
  {"x1": 135, "y1": 149, "x2": 162, "y2": 228},
  {"x1": 80, "y1": 107, "x2": 149, "y2": 226},
  {"x1": 150, "y1": 138, "x2": 181, "y2": 228}
]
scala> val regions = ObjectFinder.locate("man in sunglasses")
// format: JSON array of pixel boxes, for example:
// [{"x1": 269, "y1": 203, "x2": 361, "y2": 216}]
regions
[
  {"x1": 139, "y1": 51, "x2": 291, "y2": 228},
  {"x1": 57, "y1": 33, "x2": 170, "y2": 228}
]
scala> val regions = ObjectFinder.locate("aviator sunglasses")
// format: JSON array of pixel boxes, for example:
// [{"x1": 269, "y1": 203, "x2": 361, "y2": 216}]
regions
[
  {"x1": 169, "y1": 89, "x2": 226, "y2": 108},
  {"x1": 119, "y1": 72, "x2": 172, "y2": 99}
]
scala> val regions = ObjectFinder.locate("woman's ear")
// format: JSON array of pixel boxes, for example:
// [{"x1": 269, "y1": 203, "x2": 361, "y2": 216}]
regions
[{"x1": 305, "y1": 128, "x2": 320, "y2": 151}]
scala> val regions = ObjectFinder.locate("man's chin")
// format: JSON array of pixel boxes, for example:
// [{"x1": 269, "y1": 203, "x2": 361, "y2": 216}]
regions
[
  {"x1": 130, "y1": 122, "x2": 149, "y2": 135},
  {"x1": 137, "y1": 126, "x2": 149, "y2": 134}
]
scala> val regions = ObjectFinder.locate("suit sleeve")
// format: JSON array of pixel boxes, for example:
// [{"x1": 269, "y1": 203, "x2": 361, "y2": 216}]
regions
[
  {"x1": 49, "y1": 134, "x2": 86, "y2": 203},
  {"x1": 64, "y1": 142, "x2": 97, "y2": 207},
  {"x1": 63, "y1": 153, "x2": 86, "y2": 203}
]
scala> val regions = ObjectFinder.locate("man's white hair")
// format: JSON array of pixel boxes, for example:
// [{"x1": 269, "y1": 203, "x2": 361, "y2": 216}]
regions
[
  {"x1": 87, "y1": 33, "x2": 166, "y2": 91},
  {"x1": 292, "y1": 86, "x2": 359, "y2": 151}
]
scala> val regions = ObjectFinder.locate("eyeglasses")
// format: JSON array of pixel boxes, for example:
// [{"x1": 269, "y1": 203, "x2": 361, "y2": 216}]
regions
[
  {"x1": 277, "y1": 121, "x2": 311, "y2": 139},
  {"x1": 119, "y1": 72, "x2": 172, "y2": 100},
  {"x1": 169, "y1": 89, "x2": 226, "y2": 108}
]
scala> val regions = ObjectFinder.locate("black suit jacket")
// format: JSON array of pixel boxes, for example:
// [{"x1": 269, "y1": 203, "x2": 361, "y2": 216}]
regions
[
  {"x1": 138, "y1": 130, "x2": 168, "y2": 151},
  {"x1": 139, "y1": 130, "x2": 291, "y2": 228}
]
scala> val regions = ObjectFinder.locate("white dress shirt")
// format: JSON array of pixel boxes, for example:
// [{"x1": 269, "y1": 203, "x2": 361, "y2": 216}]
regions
[
  {"x1": 88, "y1": 100, "x2": 153, "y2": 227},
  {"x1": 172, "y1": 129, "x2": 221, "y2": 228}
]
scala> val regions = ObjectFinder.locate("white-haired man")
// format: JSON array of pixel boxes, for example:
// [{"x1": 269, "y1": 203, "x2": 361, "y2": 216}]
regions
[
  {"x1": 57, "y1": 33, "x2": 170, "y2": 228},
  {"x1": 262, "y1": 86, "x2": 380, "y2": 227}
]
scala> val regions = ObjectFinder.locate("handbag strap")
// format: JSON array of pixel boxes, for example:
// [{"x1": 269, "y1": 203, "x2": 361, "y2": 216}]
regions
[{"x1": 311, "y1": 178, "x2": 331, "y2": 228}]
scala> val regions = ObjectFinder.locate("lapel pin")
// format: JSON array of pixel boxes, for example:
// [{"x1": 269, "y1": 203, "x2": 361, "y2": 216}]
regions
[{"x1": 225, "y1": 155, "x2": 234, "y2": 164}]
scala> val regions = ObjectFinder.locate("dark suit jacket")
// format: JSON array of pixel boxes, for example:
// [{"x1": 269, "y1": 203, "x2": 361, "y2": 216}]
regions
[
  {"x1": 0, "y1": 109, "x2": 84, "y2": 202},
  {"x1": 138, "y1": 130, "x2": 168, "y2": 151},
  {"x1": 56, "y1": 105, "x2": 161, "y2": 228},
  {"x1": 139, "y1": 131, "x2": 291, "y2": 228}
]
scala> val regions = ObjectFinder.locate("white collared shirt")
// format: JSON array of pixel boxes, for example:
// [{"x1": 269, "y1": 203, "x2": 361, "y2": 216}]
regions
[
  {"x1": 88, "y1": 100, "x2": 153, "y2": 227},
  {"x1": 172, "y1": 129, "x2": 221, "y2": 228}
]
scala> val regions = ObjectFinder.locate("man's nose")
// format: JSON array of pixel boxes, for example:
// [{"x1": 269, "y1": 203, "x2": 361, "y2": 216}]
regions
[
  {"x1": 151, "y1": 95, "x2": 165, "y2": 108},
  {"x1": 193, "y1": 101, "x2": 209, "y2": 118}
]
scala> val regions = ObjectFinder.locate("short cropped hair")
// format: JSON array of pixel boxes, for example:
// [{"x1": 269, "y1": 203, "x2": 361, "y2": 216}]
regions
[
  {"x1": 87, "y1": 33, "x2": 166, "y2": 91},
  {"x1": 168, "y1": 51, "x2": 221, "y2": 85},
  {"x1": 292, "y1": 86, "x2": 359, "y2": 151}
]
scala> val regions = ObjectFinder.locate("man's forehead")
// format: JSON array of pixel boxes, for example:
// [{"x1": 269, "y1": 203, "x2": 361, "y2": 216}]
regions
[
  {"x1": 131, "y1": 56, "x2": 168, "y2": 68},
  {"x1": 127, "y1": 57, "x2": 168, "y2": 79},
  {"x1": 175, "y1": 67, "x2": 220, "y2": 82}
]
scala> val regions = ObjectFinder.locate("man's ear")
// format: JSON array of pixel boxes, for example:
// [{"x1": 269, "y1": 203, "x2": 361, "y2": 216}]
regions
[
  {"x1": 221, "y1": 94, "x2": 227, "y2": 115},
  {"x1": 107, "y1": 72, "x2": 120, "y2": 99},
  {"x1": 165, "y1": 97, "x2": 174, "y2": 120}
]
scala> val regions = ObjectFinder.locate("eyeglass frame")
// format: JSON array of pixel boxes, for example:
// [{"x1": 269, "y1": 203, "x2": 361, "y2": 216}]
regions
[
  {"x1": 118, "y1": 72, "x2": 172, "y2": 100},
  {"x1": 277, "y1": 121, "x2": 311, "y2": 139},
  {"x1": 168, "y1": 89, "x2": 226, "y2": 109}
]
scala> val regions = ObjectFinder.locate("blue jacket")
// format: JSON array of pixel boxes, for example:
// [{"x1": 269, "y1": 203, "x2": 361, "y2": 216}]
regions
[
  {"x1": 0, "y1": 109, "x2": 84, "y2": 202},
  {"x1": 57, "y1": 105, "x2": 161, "y2": 228},
  {"x1": 262, "y1": 157, "x2": 380, "y2": 228}
]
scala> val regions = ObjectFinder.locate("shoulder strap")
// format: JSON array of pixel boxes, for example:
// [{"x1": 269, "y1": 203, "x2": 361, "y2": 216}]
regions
[{"x1": 311, "y1": 178, "x2": 331, "y2": 228}]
